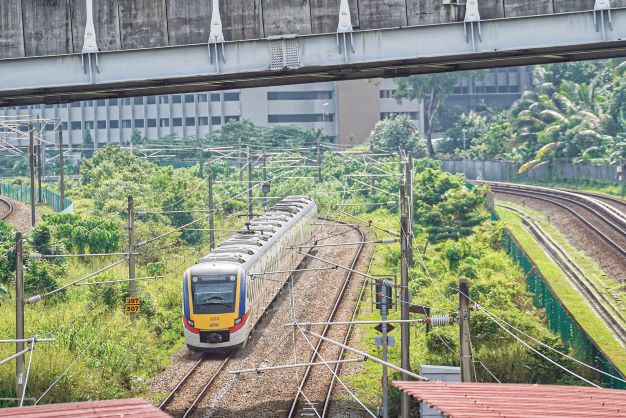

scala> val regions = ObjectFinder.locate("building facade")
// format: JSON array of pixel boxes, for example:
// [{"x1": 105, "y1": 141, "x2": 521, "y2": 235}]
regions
[{"x1": 0, "y1": 67, "x2": 531, "y2": 147}]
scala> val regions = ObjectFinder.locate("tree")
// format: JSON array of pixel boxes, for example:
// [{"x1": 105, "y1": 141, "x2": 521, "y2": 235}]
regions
[
  {"x1": 394, "y1": 73, "x2": 462, "y2": 157},
  {"x1": 130, "y1": 129, "x2": 144, "y2": 146},
  {"x1": 369, "y1": 114, "x2": 426, "y2": 156},
  {"x1": 83, "y1": 129, "x2": 94, "y2": 158},
  {"x1": 440, "y1": 111, "x2": 488, "y2": 156}
]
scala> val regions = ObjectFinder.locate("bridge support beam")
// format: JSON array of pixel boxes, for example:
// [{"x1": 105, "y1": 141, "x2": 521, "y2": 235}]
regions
[{"x1": 1, "y1": 8, "x2": 625, "y2": 106}]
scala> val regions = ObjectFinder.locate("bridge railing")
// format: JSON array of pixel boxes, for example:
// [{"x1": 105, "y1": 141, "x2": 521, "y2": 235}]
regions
[{"x1": 0, "y1": 183, "x2": 73, "y2": 213}]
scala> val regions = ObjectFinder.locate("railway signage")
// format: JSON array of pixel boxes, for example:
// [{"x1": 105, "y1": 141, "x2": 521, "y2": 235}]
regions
[
  {"x1": 374, "y1": 336, "x2": 395, "y2": 347},
  {"x1": 124, "y1": 297, "x2": 141, "y2": 313},
  {"x1": 374, "y1": 323, "x2": 395, "y2": 333}
]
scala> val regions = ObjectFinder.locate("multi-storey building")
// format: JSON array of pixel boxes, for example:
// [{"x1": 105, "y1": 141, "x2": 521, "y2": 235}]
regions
[{"x1": 0, "y1": 67, "x2": 531, "y2": 148}]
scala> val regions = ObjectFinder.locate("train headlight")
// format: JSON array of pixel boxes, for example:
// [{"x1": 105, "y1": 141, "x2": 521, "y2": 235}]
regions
[
  {"x1": 234, "y1": 318, "x2": 242, "y2": 325},
  {"x1": 187, "y1": 319, "x2": 195, "y2": 327}
]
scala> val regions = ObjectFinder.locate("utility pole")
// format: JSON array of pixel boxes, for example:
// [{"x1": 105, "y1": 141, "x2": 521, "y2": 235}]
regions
[
  {"x1": 208, "y1": 171, "x2": 216, "y2": 250},
  {"x1": 247, "y1": 147, "x2": 253, "y2": 220},
  {"x1": 621, "y1": 163, "x2": 625, "y2": 199},
  {"x1": 316, "y1": 139, "x2": 322, "y2": 182},
  {"x1": 238, "y1": 138, "x2": 243, "y2": 183},
  {"x1": 459, "y1": 277, "x2": 473, "y2": 382},
  {"x1": 405, "y1": 152, "x2": 414, "y2": 267},
  {"x1": 28, "y1": 126, "x2": 36, "y2": 226},
  {"x1": 399, "y1": 184, "x2": 411, "y2": 418},
  {"x1": 15, "y1": 232, "x2": 24, "y2": 403},
  {"x1": 128, "y1": 196, "x2": 137, "y2": 322},
  {"x1": 262, "y1": 150, "x2": 269, "y2": 211},
  {"x1": 380, "y1": 281, "x2": 391, "y2": 418},
  {"x1": 198, "y1": 147, "x2": 204, "y2": 179},
  {"x1": 37, "y1": 136, "x2": 43, "y2": 204},
  {"x1": 59, "y1": 129, "x2": 65, "y2": 211}
]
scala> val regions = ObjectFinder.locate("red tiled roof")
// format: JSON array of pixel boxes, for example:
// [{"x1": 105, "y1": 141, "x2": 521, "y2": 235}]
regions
[
  {"x1": 393, "y1": 382, "x2": 626, "y2": 418},
  {"x1": 0, "y1": 398, "x2": 171, "y2": 418}
]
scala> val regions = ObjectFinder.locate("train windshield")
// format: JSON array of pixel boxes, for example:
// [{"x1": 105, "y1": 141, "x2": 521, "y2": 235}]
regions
[{"x1": 191, "y1": 275, "x2": 237, "y2": 314}]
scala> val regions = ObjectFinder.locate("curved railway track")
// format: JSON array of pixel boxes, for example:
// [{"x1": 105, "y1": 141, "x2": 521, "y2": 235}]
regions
[
  {"x1": 499, "y1": 204, "x2": 626, "y2": 348},
  {"x1": 483, "y1": 182, "x2": 626, "y2": 258},
  {"x1": 287, "y1": 222, "x2": 368, "y2": 418},
  {"x1": 0, "y1": 197, "x2": 13, "y2": 220}
]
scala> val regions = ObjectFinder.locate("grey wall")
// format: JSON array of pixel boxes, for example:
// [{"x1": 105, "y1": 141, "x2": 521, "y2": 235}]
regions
[
  {"x1": 0, "y1": 0, "x2": 613, "y2": 59},
  {"x1": 442, "y1": 160, "x2": 620, "y2": 183}
]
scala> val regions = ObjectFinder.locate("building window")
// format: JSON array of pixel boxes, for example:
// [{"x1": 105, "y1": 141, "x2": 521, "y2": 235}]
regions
[
  {"x1": 210, "y1": 93, "x2": 221, "y2": 102},
  {"x1": 172, "y1": 95, "x2": 182, "y2": 104},
  {"x1": 185, "y1": 117, "x2": 196, "y2": 126},
  {"x1": 211, "y1": 116, "x2": 221, "y2": 125},
  {"x1": 84, "y1": 121, "x2": 94, "y2": 130},
  {"x1": 185, "y1": 94, "x2": 195, "y2": 103},
  {"x1": 380, "y1": 112, "x2": 418, "y2": 121},
  {"x1": 85, "y1": 101, "x2": 94, "y2": 108},
  {"x1": 223, "y1": 92, "x2": 240, "y2": 102},
  {"x1": 379, "y1": 90, "x2": 396, "y2": 99},
  {"x1": 44, "y1": 104, "x2": 55, "y2": 109},
  {"x1": 61, "y1": 122, "x2": 69, "y2": 131},
  {"x1": 147, "y1": 119, "x2": 157, "y2": 128},
  {"x1": 159, "y1": 96, "x2": 169, "y2": 105},
  {"x1": 198, "y1": 117, "x2": 209, "y2": 126},
  {"x1": 198, "y1": 94, "x2": 208, "y2": 103},
  {"x1": 71, "y1": 122, "x2": 82, "y2": 130},
  {"x1": 160, "y1": 118, "x2": 170, "y2": 127},
  {"x1": 96, "y1": 99, "x2": 106, "y2": 106},
  {"x1": 267, "y1": 91, "x2": 333, "y2": 101},
  {"x1": 225, "y1": 116, "x2": 240, "y2": 122},
  {"x1": 147, "y1": 96, "x2": 156, "y2": 105},
  {"x1": 173, "y1": 118, "x2": 182, "y2": 127},
  {"x1": 122, "y1": 120, "x2": 132, "y2": 128},
  {"x1": 71, "y1": 102, "x2": 81, "y2": 108},
  {"x1": 268, "y1": 114, "x2": 333, "y2": 123},
  {"x1": 108, "y1": 99, "x2": 119, "y2": 106},
  {"x1": 134, "y1": 119, "x2": 145, "y2": 128},
  {"x1": 133, "y1": 97, "x2": 143, "y2": 105},
  {"x1": 44, "y1": 123, "x2": 55, "y2": 131},
  {"x1": 109, "y1": 120, "x2": 119, "y2": 129},
  {"x1": 122, "y1": 98, "x2": 131, "y2": 105},
  {"x1": 97, "y1": 121, "x2": 107, "y2": 129}
]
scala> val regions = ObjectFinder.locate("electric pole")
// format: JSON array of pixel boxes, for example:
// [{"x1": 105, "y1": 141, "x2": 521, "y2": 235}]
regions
[
  {"x1": 238, "y1": 138, "x2": 243, "y2": 183},
  {"x1": 208, "y1": 171, "x2": 216, "y2": 250},
  {"x1": 128, "y1": 196, "x2": 137, "y2": 322},
  {"x1": 380, "y1": 281, "x2": 391, "y2": 418},
  {"x1": 28, "y1": 126, "x2": 36, "y2": 226},
  {"x1": 59, "y1": 129, "x2": 65, "y2": 212},
  {"x1": 459, "y1": 277, "x2": 473, "y2": 382},
  {"x1": 399, "y1": 184, "x2": 411, "y2": 418},
  {"x1": 37, "y1": 135, "x2": 43, "y2": 204},
  {"x1": 198, "y1": 147, "x2": 204, "y2": 179},
  {"x1": 262, "y1": 150, "x2": 269, "y2": 211},
  {"x1": 247, "y1": 147, "x2": 253, "y2": 220},
  {"x1": 406, "y1": 152, "x2": 414, "y2": 267},
  {"x1": 316, "y1": 139, "x2": 322, "y2": 182},
  {"x1": 15, "y1": 232, "x2": 24, "y2": 402}
]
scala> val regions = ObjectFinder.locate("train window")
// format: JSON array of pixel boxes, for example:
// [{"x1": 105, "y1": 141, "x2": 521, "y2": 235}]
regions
[{"x1": 191, "y1": 275, "x2": 237, "y2": 314}]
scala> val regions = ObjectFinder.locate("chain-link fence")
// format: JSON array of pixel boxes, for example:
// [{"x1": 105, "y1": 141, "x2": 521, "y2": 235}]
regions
[
  {"x1": 502, "y1": 231, "x2": 625, "y2": 388},
  {"x1": 0, "y1": 183, "x2": 73, "y2": 213}
]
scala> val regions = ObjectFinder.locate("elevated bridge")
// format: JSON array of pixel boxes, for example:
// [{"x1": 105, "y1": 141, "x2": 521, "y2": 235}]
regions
[{"x1": 0, "y1": 0, "x2": 625, "y2": 106}]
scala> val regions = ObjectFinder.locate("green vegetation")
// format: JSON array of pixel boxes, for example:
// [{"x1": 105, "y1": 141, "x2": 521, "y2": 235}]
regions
[{"x1": 496, "y1": 204, "x2": 626, "y2": 374}]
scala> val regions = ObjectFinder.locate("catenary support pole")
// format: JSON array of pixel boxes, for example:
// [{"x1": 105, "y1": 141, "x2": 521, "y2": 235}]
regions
[
  {"x1": 317, "y1": 139, "x2": 322, "y2": 182},
  {"x1": 262, "y1": 150, "x2": 269, "y2": 211},
  {"x1": 459, "y1": 277, "x2": 473, "y2": 382},
  {"x1": 247, "y1": 147, "x2": 253, "y2": 220},
  {"x1": 406, "y1": 152, "x2": 414, "y2": 267},
  {"x1": 381, "y1": 282, "x2": 390, "y2": 418},
  {"x1": 59, "y1": 129, "x2": 65, "y2": 211},
  {"x1": 399, "y1": 184, "x2": 410, "y2": 418},
  {"x1": 238, "y1": 138, "x2": 243, "y2": 183},
  {"x1": 37, "y1": 136, "x2": 43, "y2": 204},
  {"x1": 198, "y1": 147, "x2": 204, "y2": 179},
  {"x1": 28, "y1": 126, "x2": 36, "y2": 226},
  {"x1": 15, "y1": 232, "x2": 24, "y2": 404},
  {"x1": 128, "y1": 196, "x2": 136, "y2": 322},
  {"x1": 208, "y1": 171, "x2": 216, "y2": 250}
]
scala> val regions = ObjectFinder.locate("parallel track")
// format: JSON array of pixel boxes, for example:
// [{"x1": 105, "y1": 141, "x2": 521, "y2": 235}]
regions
[
  {"x1": 0, "y1": 197, "x2": 13, "y2": 220},
  {"x1": 287, "y1": 223, "x2": 366, "y2": 418},
  {"x1": 499, "y1": 204, "x2": 626, "y2": 348},
  {"x1": 484, "y1": 182, "x2": 626, "y2": 258}
]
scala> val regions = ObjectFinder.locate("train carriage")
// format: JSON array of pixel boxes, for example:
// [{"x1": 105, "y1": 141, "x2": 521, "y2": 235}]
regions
[{"x1": 182, "y1": 196, "x2": 317, "y2": 351}]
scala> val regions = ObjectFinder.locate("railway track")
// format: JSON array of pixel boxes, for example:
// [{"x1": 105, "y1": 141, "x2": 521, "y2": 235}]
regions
[
  {"x1": 287, "y1": 223, "x2": 368, "y2": 418},
  {"x1": 159, "y1": 354, "x2": 232, "y2": 418},
  {"x1": 499, "y1": 204, "x2": 626, "y2": 348},
  {"x1": 0, "y1": 197, "x2": 13, "y2": 220},
  {"x1": 483, "y1": 182, "x2": 626, "y2": 258}
]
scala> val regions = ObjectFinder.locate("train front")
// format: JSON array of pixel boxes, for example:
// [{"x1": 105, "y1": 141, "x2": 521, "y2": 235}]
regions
[{"x1": 182, "y1": 262, "x2": 249, "y2": 351}]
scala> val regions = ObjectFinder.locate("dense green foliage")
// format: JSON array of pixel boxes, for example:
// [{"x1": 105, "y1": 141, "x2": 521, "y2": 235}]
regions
[
  {"x1": 445, "y1": 60, "x2": 626, "y2": 171},
  {"x1": 369, "y1": 114, "x2": 426, "y2": 156}
]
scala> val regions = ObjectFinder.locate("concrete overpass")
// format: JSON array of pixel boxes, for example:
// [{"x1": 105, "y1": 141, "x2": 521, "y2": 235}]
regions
[{"x1": 0, "y1": 0, "x2": 625, "y2": 106}]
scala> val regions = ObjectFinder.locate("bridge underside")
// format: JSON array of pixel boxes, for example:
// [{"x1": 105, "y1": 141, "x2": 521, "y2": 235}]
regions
[{"x1": 1, "y1": 8, "x2": 625, "y2": 106}]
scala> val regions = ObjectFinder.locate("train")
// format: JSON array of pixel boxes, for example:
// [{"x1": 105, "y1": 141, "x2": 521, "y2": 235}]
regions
[{"x1": 182, "y1": 196, "x2": 318, "y2": 351}]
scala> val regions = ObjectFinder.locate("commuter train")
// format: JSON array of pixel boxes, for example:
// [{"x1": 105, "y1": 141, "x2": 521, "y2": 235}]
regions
[{"x1": 182, "y1": 196, "x2": 317, "y2": 351}]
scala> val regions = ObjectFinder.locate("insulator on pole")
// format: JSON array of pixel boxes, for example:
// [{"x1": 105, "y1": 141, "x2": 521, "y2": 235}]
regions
[{"x1": 430, "y1": 314, "x2": 451, "y2": 327}]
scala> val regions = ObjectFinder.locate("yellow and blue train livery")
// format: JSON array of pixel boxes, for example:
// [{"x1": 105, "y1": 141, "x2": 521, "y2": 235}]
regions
[{"x1": 182, "y1": 196, "x2": 317, "y2": 351}]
